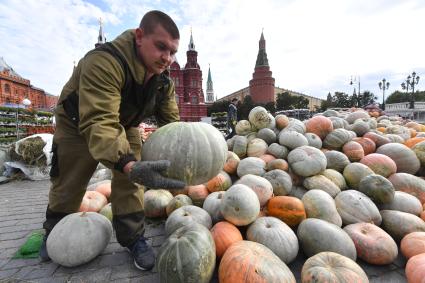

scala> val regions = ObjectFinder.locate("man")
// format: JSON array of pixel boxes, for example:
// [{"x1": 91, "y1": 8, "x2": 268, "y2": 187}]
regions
[
  {"x1": 225, "y1": 98, "x2": 238, "y2": 139},
  {"x1": 40, "y1": 11, "x2": 185, "y2": 271}
]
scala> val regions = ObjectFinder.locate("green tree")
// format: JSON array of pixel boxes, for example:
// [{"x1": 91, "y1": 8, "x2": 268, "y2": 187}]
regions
[
  {"x1": 358, "y1": 90, "x2": 377, "y2": 107},
  {"x1": 293, "y1": 96, "x2": 309, "y2": 109},
  {"x1": 264, "y1": 101, "x2": 276, "y2": 114},
  {"x1": 238, "y1": 95, "x2": 255, "y2": 120},
  {"x1": 207, "y1": 100, "x2": 229, "y2": 116},
  {"x1": 276, "y1": 92, "x2": 291, "y2": 110},
  {"x1": 320, "y1": 92, "x2": 334, "y2": 111},
  {"x1": 386, "y1": 90, "x2": 425, "y2": 104},
  {"x1": 276, "y1": 92, "x2": 309, "y2": 110},
  {"x1": 333, "y1": 92, "x2": 353, "y2": 108}
]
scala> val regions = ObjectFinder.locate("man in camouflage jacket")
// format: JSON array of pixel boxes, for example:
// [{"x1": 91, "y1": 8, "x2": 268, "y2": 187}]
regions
[{"x1": 40, "y1": 10, "x2": 184, "y2": 271}]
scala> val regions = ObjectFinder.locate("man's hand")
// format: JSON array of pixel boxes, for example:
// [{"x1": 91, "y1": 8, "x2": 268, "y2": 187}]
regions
[
  {"x1": 232, "y1": 120, "x2": 237, "y2": 126},
  {"x1": 127, "y1": 160, "x2": 186, "y2": 189}
]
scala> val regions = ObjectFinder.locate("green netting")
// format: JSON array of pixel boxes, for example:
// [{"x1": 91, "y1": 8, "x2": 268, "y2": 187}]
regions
[{"x1": 13, "y1": 231, "x2": 44, "y2": 259}]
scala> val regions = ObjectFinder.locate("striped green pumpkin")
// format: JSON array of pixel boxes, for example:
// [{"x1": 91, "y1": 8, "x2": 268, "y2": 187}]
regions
[{"x1": 141, "y1": 122, "x2": 227, "y2": 185}]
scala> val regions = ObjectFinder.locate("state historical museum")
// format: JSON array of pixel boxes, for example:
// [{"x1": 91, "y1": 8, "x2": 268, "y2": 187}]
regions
[{"x1": 169, "y1": 32, "x2": 207, "y2": 122}]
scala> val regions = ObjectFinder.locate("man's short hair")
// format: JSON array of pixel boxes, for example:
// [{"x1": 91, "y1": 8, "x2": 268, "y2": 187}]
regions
[
  {"x1": 139, "y1": 10, "x2": 180, "y2": 39},
  {"x1": 231, "y1": 98, "x2": 238, "y2": 102}
]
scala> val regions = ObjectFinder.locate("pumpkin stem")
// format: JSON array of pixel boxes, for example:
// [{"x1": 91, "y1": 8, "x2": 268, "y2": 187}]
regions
[{"x1": 80, "y1": 212, "x2": 87, "y2": 217}]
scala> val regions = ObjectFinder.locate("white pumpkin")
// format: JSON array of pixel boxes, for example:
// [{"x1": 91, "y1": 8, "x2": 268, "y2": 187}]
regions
[{"x1": 47, "y1": 212, "x2": 112, "y2": 267}]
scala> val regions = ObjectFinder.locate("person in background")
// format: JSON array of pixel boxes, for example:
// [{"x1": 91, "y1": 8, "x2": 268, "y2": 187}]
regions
[
  {"x1": 39, "y1": 10, "x2": 185, "y2": 271},
  {"x1": 225, "y1": 98, "x2": 238, "y2": 140}
]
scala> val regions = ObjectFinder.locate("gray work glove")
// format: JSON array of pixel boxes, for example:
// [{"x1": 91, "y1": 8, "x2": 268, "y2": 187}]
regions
[{"x1": 129, "y1": 160, "x2": 186, "y2": 189}]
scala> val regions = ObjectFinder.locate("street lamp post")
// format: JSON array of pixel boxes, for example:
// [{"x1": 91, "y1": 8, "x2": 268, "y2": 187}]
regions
[
  {"x1": 401, "y1": 71, "x2": 420, "y2": 109},
  {"x1": 378, "y1": 78, "x2": 390, "y2": 110},
  {"x1": 16, "y1": 98, "x2": 32, "y2": 140},
  {"x1": 350, "y1": 76, "x2": 361, "y2": 107}
]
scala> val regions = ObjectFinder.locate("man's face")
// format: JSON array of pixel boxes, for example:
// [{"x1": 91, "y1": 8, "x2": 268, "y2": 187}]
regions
[{"x1": 135, "y1": 24, "x2": 179, "y2": 75}]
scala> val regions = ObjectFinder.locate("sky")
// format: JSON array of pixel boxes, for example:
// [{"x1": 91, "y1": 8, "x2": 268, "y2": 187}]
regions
[{"x1": 1, "y1": 0, "x2": 424, "y2": 103}]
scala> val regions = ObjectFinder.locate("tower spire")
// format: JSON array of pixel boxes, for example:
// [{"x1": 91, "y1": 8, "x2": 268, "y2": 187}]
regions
[
  {"x1": 188, "y1": 27, "x2": 195, "y2": 51},
  {"x1": 255, "y1": 29, "x2": 268, "y2": 67},
  {"x1": 206, "y1": 63, "x2": 214, "y2": 103},
  {"x1": 249, "y1": 29, "x2": 275, "y2": 104},
  {"x1": 95, "y1": 17, "x2": 106, "y2": 48}
]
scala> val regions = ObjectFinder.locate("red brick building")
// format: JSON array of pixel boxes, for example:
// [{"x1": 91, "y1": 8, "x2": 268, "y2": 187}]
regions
[
  {"x1": 169, "y1": 32, "x2": 207, "y2": 122},
  {"x1": 249, "y1": 31, "x2": 275, "y2": 104},
  {"x1": 217, "y1": 32, "x2": 323, "y2": 110},
  {"x1": 0, "y1": 57, "x2": 58, "y2": 110}
]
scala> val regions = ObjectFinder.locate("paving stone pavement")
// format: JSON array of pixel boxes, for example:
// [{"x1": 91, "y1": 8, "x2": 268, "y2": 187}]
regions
[{"x1": 0, "y1": 179, "x2": 408, "y2": 283}]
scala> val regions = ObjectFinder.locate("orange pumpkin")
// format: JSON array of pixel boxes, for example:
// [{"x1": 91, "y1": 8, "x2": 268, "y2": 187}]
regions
[
  {"x1": 401, "y1": 232, "x2": 425, "y2": 259},
  {"x1": 305, "y1": 115, "x2": 334, "y2": 140},
  {"x1": 404, "y1": 137, "x2": 425, "y2": 148},
  {"x1": 405, "y1": 121, "x2": 423, "y2": 132},
  {"x1": 410, "y1": 128, "x2": 417, "y2": 138},
  {"x1": 206, "y1": 171, "x2": 232, "y2": 193},
  {"x1": 79, "y1": 191, "x2": 108, "y2": 212},
  {"x1": 405, "y1": 253, "x2": 425, "y2": 283},
  {"x1": 360, "y1": 153, "x2": 397, "y2": 178},
  {"x1": 219, "y1": 240, "x2": 296, "y2": 283},
  {"x1": 369, "y1": 111, "x2": 380, "y2": 118},
  {"x1": 259, "y1": 154, "x2": 276, "y2": 163},
  {"x1": 187, "y1": 184, "x2": 209, "y2": 206},
  {"x1": 343, "y1": 223, "x2": 398, "y2": 265},
  {"x1": 267, "y1": 196, "x2": 306, "y2": 227},
  {"x1": 210, "y1": 221, "x2": 243, "y2": 258},
  {"x1": 275, "y1": 114, "x2": 289, "y2": 130},
  {"x1": 223, "y1": 151, "x2": 240, "y2": 174},
  {"x1": 342, "y1": 141, "x2": 364, "y2": 162},
  {"x1": 363, "y1": 132, "x2": 391, "y2": 147},
  {"x1": 377, "y1": 127, "x2": 386, "y2": 133},
  {"x1": 352, "y1": 137, "x2": 376, "y2": 155},
  {"x1": 170, "y1": 186, "x2": 189, "y2": 196},
  {"x1": 266, "y1": 159, "x2": 288, "y2": 171},
  {"x1": 94, "y1": 182, "x2": 111, "y2": 199},
  {"x1": 421, "y1": 211, "x2": 425, "y2": 221}
]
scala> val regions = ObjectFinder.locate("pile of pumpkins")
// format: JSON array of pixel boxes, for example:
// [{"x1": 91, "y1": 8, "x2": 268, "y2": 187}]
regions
[{"x1": 51, "y1": 107, "x2": 425, "y2": 282}]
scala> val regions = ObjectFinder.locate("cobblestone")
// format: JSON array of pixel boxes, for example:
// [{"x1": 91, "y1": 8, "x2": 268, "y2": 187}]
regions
[{"x1": 0, "y1": 179, "x2": 409, "y2": 282}]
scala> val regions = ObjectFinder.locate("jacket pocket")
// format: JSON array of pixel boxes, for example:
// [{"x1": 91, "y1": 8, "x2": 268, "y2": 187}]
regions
[{"x1": 49, "y1": 143, "x2": 59, "y2": 177}]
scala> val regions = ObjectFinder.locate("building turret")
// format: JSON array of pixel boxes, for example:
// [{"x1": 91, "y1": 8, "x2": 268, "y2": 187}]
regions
[
  {"x1": 249, "y1": 30, "x2": 275, "y2": 104},
  {"x1": 95, "y1": 18, "x2": 106, "y2": 48},
  {"x1": 206, "y1": 64, "x2": 214, "y2": 103}
]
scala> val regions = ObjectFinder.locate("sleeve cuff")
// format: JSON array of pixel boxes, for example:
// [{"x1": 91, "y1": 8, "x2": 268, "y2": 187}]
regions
[{"x1": 114, "y1": 154, "x2": 137, "y2": 173}]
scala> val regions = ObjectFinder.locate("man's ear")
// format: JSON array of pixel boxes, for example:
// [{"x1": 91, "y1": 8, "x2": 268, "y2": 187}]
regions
[{"x1": 135, "y1": 28, "x2": 144, "y2": 46}]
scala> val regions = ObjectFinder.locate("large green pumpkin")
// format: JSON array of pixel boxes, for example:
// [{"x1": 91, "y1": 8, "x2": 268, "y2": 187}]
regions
[
  {"x1": 335, "y1": 190, "x2": 382, "y2": 226},
  {"x1": 246, "y1": 216, "x2": 299, "y2": 264},
  {"x1": 156, "y1": 223, "x2": 216, "y2": 283},
  {"x1": 302, "y1": 189, "x2": 342, "y2": 227},
  {"x1": 141, "y1": 122, "x2": 227, "y2": 185},
  {"x1": 47, "y1": 212, "x2": 112, "y2": 267},
  {"x1": 297, "y1": 218, "x2": 357, "y2": 260}
]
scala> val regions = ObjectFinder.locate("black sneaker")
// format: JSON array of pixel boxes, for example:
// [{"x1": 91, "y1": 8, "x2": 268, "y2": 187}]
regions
[
  {"x1": 127, "y1": 236, "x2": 155, "y2": 271},
  {"x1": 39, "y1": 235, "x2": 51, "y2": 262}
]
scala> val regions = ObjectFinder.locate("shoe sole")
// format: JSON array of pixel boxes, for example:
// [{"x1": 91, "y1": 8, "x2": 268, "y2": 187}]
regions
[
  {"x1": 39, "y1": 256, "x2": 51, "y2": 262},
  {"x1": 126, "y1": 247, "x2": 152, "y2": 271},
  {"x1": 133, "y1": 259, "x2": 149, "y2": 271}
]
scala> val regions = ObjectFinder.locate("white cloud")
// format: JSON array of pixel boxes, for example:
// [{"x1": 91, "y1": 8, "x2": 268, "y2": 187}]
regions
[{"x1": 1, "y1": 0, "x2": 424, "y2": 104}]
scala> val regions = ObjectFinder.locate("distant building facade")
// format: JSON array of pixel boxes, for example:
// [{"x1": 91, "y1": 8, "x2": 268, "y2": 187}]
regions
[
  {"x1": 0, "y1": 57, "x2": 58, "y2": 110},
  {"x1": 169, "y1": 32, "x2": 207, "y2": 122},
  {"x1": 218, "y1": 31, "x2": 323, "y2": 111}
]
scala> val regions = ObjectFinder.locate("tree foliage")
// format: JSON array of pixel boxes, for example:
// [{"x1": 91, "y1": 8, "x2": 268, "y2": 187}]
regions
[
  {"x1": 207, "y1": 100, "x2": 229, "y2": 116},
  {"x1": 319, "y1": 90, "x2": 377, "y2": 110},
  {"x1": 386, "y1": 90, "x2": 425, "y2": 104},
  {"x1": 276, "y1": 92, "x2": 309, "y2": 110}
]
